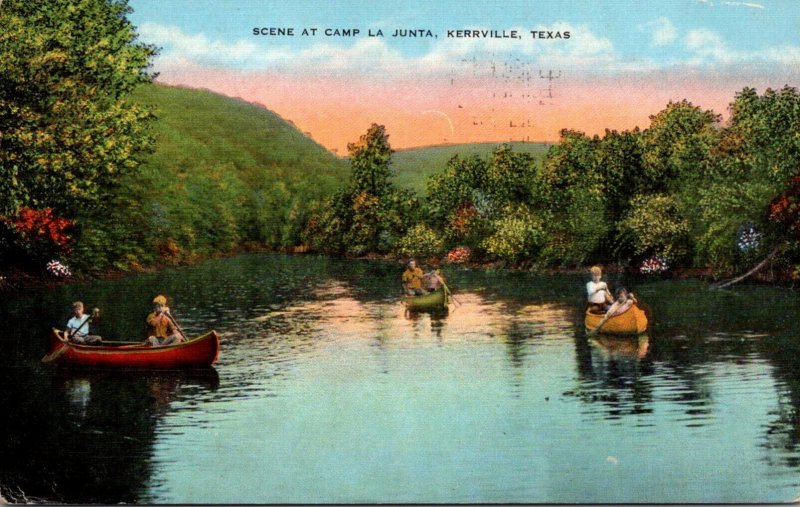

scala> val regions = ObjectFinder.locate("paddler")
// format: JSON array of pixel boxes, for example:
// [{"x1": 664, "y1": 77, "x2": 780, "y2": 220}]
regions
[
  {"x1": 586, "y1": 265, "x2": 614, "y2": 314},
  {"x1": 587, "y1": 287, "x2": 638, "y2": 336},
  {"x1": 65, "y1": 301, "x2": 103, "y2": 345},
  {"x1": 423, "y1": 268, "x2": 446, "y2": 293},
  {"x1": 145, "y1": 295, "x2": 185, "y2": 347},
  {"x1": 402, "y1": 259, "x2": 425, "y2": 296}
]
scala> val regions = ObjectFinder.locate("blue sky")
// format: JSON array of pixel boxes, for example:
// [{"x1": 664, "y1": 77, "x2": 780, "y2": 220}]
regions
[{"x1": 129, "y1": 0, "x2": 800, "y2": 71}]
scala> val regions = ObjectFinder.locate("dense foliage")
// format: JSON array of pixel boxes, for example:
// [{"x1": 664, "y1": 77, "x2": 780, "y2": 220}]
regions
[
  {"x1": 1, "y1": 0, "x2": 797, "y2": 282},
  {"x1": 0, "y1": 0, "x2": 155, "y2": 270},
  {"x1": 408, "y1": 89, "x2": 800, "y2": 278}
]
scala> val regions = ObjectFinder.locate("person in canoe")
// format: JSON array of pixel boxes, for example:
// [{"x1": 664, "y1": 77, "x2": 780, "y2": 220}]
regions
[
  {"x1": 65, "y1": 301, "x2": 103, "y2": 345},
  {"x1": 586, "y1": 265, "x2": 614, "y2": 314},
  {"x1": 145, "y1": 295, "x2": 186, "y2": 347},
  {"x1": 402, "y1": 259, "x2": 425, "y2": 296},
  {"x1": 422, "y1": 268, "x2": 446, "y2": 293},
  {"x1": 587, "y1": 287, "x2": 639, "y2": 336}
]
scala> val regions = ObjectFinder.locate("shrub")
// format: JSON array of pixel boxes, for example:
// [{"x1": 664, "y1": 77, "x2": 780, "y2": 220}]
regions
[
  {"x1": 482, "y1": 206, "x2": 545, "y2": 263},
  {"x1": 620, "y1": 194, "x2": 690, "y2": 261},
  {"x1": 396, "y1": 224, "x2": 447, "y2": 259}
]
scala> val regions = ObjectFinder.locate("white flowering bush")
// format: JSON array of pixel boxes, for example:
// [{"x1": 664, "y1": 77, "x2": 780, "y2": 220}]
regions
[
  {"x1": 639, "y1": 255, "x2": 669, "y2": 275},
  {"x1": 46, "y1": 260, "x2": 72, "y2": 277},
  {"x1": 736, "y1": 224, "x2": 762, "y2": 253}
]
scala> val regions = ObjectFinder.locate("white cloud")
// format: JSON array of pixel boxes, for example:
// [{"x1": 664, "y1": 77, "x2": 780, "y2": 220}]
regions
[
  {"x1": 694, "y1": 0, "x2": 765, "y2": 7},
  {"x1": 139, "y1": 23, "x2": 267, "y2": 68},
  {"x1": 139, "y1": 22, "x2": 800, "y2": 80},
  {"x1": 685, "y1": 28, "x2": 731, "y2": 62},
  {"x1": 684, "y1": 28, "x2": 800, "y2": 67},
  {"x1": 721, "y1": 1, "x2": 765, "y2": 8},
  {"x1": 640, "y1": 18, "x2": 678, "y2": 47}
]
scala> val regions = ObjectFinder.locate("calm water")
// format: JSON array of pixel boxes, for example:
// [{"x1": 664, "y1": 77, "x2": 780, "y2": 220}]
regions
[{"x1": 2, "y1": 253, "x2": 800, "y2": 503}]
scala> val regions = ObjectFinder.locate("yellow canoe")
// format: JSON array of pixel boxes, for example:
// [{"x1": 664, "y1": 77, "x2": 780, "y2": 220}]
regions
[{"x1": 585, "y1": 304, "x2": 648, "y2": 335}]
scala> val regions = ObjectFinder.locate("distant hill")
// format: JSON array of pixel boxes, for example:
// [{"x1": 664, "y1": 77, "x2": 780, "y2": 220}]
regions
[
  {"x1": 77, "y1": 84, "x2": 351, "y2": 269},
  {"x1": 391, "y1": 142, "x2": 552, "y2": 195},
  {"x1": 131, "y1": 84, "x2": 349, "y2": 190}
]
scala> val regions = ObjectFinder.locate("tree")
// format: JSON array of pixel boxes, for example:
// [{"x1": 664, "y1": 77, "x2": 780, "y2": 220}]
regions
[
  {"x1": 426, "y1": 154, "x2": 487, "y2": 231},
  {"x1": 727, "y1": 86, "x2": 800, "y2": 185},
  {"x1": 484, "y1": 144, "x2": 537, "y2": 204},
  {"x1": 0, "y1": 0, "x2": 156, "y2": 219},
  {"x1": 305, "y1": 124, "x2": 418, "y2": 255},
  {"x1": 682, "y1": 88, "x2": 800, "y2": 276},
  {"x1": 593, "y1": 128, "x2": 645, "y2": 222},
  {"x1": 537, "y1": 130, "x2": 607, "y2": 265},
  {"x1": 348, "y1": 123, "x2": 393, "y2": 198},
  {"x1": 639, "y1": 100, "x2": 720, "y2": 194}
]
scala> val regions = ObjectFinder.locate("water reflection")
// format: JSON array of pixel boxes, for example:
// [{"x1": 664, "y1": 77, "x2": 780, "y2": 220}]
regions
[
  {"x1": 570, "y1": 333, "x2": 655, "y2": 420},
  {"x1": 757, "y1": 336, "x2": 800, "y2": 473},
  {"x1": 3, "y1": 254, "x2": 800, "y2": 503},
  {"x1": 590, "y1": 334, "x2": 650, "y2": 360},
  {"x1": 403, "y1": 308, "x2": 449, "y2": 339}
]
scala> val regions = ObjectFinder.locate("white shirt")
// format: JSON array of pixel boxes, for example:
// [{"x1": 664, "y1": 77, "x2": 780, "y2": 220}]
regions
[
  {"x1": 586, "y1": 281, "x2": 609, "y2": 304},
  {"x1": 67, "y1": 315, "x2": 90, "y2": 337}
]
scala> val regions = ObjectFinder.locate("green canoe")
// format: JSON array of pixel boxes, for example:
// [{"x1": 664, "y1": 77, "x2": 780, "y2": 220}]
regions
[{"x1": 404, "y1": 288, "x2": 448, "y2": 311}]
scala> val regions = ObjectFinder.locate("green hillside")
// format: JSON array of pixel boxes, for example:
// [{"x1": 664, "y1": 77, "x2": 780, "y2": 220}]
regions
[
  {"x1": 131, "y1": 84, "x2": 348, "y2": 188},
  {"x1": 391, "y1": 142, "x2": 552, "y2": 195},
  {"x1": 75, "y1": 84, "x2": 350, "y2": 270}
]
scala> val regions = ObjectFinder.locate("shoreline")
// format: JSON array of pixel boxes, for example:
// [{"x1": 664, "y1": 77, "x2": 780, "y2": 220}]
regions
[{"x1": 1, "y1": 245, "x2": 793, "y2": 292}]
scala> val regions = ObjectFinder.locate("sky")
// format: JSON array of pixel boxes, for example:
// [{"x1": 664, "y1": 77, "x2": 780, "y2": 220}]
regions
[{"x1": 128, "y1": 0, "x2": 800, "y2": 153}]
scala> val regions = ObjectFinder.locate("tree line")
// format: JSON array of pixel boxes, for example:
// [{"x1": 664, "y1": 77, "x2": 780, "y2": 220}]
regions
[{"x1": 307, "y1": 90, "x2": 800, "y2": 281}]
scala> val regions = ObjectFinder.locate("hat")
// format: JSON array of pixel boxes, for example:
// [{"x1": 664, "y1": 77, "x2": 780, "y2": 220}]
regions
[{"x1": 152, "y1": 295, "x2": 167, "y2": 305}]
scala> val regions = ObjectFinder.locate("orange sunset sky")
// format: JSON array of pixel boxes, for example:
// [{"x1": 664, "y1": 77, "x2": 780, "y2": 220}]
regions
[
  {"x1": 130, "y1": 1, "x2": 800, "y2": 153},
  {"x1": 154, "y1": 67, "x2": 790, "y2": 153}
]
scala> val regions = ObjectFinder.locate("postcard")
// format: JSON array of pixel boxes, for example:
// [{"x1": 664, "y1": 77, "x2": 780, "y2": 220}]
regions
[{"x1": 1, "y1": 0, "x2": 800, "y2": 504}]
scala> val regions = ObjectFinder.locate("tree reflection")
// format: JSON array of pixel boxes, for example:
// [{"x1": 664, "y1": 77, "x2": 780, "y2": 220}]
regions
[
  {"x1": 0, "y1": 366, "x2": 218, "y2": 504},
  {"x1": 758, "y1": 335, "x2": 800, "y2": 471}
]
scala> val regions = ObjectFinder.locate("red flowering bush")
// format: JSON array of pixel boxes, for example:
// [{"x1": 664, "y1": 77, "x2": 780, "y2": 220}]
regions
[
  {"x1": 10, "y1": 208, "x2": 73, "y2": 249},
  {"x1": 446, "y1": 246, "x2": 472, "y2": 264},
  {"x1": 769, "y1": 175, "x2": 800, "y2": 238}
]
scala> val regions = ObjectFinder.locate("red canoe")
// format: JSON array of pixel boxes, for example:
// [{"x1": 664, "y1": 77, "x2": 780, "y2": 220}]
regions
[{"x1": 43, "y1": 328, "x2": 220, "y2": 369}]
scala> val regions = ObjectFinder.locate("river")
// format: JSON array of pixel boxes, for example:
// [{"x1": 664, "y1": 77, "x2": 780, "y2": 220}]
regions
[{"x1": 1, "y1": 253, "x2": 799, "y2": 503}]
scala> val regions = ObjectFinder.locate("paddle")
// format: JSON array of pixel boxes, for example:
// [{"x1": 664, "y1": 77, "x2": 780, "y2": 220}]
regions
[
  {"x1": 587, "y1": 314, "x2": 610, "y2": 337},
  {"x1": 68, "y1": 307, "x2": 101, "y2": 340},
  {"x1": 442, "y1": 281, "x2": 460, "y2": 307},
  {"x1": 42, "y1": 308, "x2": 100, "y2": 363},
  {"x1": 163, "y1": 308, "x2": 188, "y2": 341}
]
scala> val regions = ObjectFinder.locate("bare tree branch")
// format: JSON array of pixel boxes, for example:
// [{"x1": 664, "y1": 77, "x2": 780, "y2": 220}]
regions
[{"x1": 710, "y1": 245, "x2": 784, "y2": 289}]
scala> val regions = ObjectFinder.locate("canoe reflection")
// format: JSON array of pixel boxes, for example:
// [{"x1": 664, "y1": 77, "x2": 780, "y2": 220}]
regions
[
  {"x1": 404, "y1": 306, "x2": 449, "y2": 319},
  {"x1": 590, "y1": 334, "x2": 650, "y2": 359},
  {"x1": 403, "y1": 307, "x2": 449, "y2": 337},
  {"x1": 54, "y1": 367, "x2": 220, "y2": 413}
]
